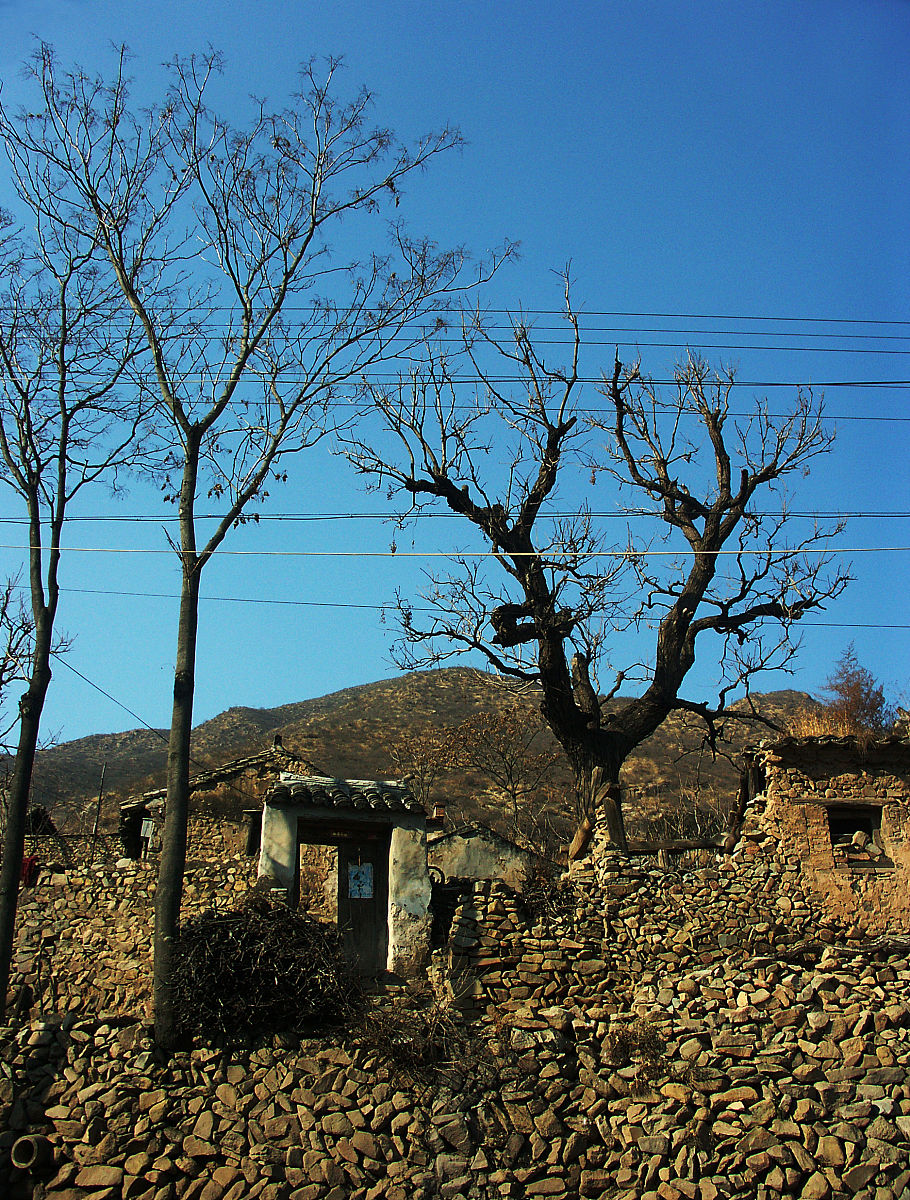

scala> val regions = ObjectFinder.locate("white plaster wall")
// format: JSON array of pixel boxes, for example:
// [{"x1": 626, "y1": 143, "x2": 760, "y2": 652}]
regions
[
  {"x1": 387, "y1": 821, "x2": 432, "y2": 975},
  {"x1": 258, "y1": 807, "x2": 299, "y2": 900},
  {"x1": 429, "y1": 831, "x2": 534, "y2": 889}
]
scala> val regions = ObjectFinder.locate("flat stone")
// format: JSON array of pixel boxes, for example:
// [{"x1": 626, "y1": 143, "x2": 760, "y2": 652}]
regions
[
  {"x1": 182, "y1": 1135, "x2": 218, "y2": 1159},
  {"x1": 75, "y1": 1165, "x2": 124, "y2": 1189},
  {"x1": 351, "y1": 1130, "x2": 380, "y2": 1160},
  {"x1": 816, "y1": 1134, "x2": 845, "y2": 1167},
  {"x1": 321, "y1": 1112, "x2": 354, "y2": 1137},
  {"x1": 802, "y1": 1171, "x2": 831, "y2": 1199},
  {"x1": 842, "y1": 1163, "x2": 879, "y2": 1193},
  {"x1": 199, "y1": 1166, "x2": 242, "y2": 1200}
]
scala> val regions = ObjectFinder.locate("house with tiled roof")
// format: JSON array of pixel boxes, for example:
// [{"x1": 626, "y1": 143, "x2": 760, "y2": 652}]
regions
[
  {"x1": 121, "y1": 738, "x2": 439, "y2": 978},
  {"x1": 258, "y1": 773, "x2": 432, "y2": 976}
]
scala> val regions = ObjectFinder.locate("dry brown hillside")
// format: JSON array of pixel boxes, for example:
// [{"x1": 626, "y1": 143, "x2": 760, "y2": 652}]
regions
[{"x1": 23, "y1": 668, "x2": 815, "y2": 839}]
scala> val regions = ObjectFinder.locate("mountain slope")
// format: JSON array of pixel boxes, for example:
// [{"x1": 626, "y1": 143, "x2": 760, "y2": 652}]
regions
[{"x1": 26, "y1": 668, "x2": 814, "y2": 836}]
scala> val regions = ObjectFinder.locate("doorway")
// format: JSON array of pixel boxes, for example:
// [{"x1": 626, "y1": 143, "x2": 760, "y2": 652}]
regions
[{"x1": 298, "y1": 831, "x2": 390, "y2": 976}]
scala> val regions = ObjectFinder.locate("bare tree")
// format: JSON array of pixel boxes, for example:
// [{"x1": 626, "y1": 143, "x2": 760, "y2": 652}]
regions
[
  {"x1": 388, "y1": 724, "x2": 462, "y2": 809},
  {"x1": 0, "y1": 44, "x2": 503, "y2": 1044},
  {"x1": 344, "y1": 284, "x2": 851, "y2": 849},
  {"x1": 455, "y1": 703, "x2": 564, "y2": 828},
  {"x1": 0, "y1": 574, "x2": 36, "y2": 836},
  {"x1": 0, "y1": 228, "x2": 144, "y2": 1019}
]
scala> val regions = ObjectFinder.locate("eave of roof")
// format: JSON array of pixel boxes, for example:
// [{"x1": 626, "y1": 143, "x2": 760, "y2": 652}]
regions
[
  {"x1": 745, "y1": 734, "x2": 910, "y2": 756},
  {"x1": 266, "y1": 775, "x2": 423, "y2": 815}
]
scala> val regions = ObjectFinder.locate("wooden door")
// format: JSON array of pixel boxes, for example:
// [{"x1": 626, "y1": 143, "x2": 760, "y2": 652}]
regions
[{"x1": 337, "y1": 839, "x2": 389, "y2": 976}]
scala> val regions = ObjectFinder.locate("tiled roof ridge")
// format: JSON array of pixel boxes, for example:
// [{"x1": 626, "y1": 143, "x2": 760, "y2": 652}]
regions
[
  {"x1": 140, "y1": 745, "x2": 324, "y2": 800},
  {"x1": 266, "y1": 774, "x2": 423, "y2": 815}
]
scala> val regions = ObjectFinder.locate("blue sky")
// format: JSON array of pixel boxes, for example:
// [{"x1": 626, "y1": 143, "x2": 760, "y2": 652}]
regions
[{"x1": 0, "y1": 0, "x2": 907, "y2": 745}]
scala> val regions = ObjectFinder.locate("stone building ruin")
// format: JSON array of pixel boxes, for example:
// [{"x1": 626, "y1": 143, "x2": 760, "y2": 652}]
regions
[
  {"x1": 9, "y1": 732, "x2": 910, "y2": 1199},
  {"x1": 736, "y1": 735, "x2": 910, "y2": 935}
]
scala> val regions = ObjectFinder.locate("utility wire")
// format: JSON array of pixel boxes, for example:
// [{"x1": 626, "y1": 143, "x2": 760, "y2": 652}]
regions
[
  {"x1": 50, "y1": 584, "x2": 910, "y2": 630},
  {"x1": 65, "y1": 334, "x2": 910, "y2": 354},
  {"x1": 0, "y1": 509, "x2": 906, "y2": 524},
  {"x1": 115, "y1": 325, "x2": 910, "y2": 343},
  {"x1": 29, "y1": 374, "x2": 910, "y2": 389},
  {"x1": 52, "y1": 655, "x2": 309, "y2": 810},
  {"x1": 114, "y1": 305, "x2": 910, "y2": 325},
  {"x1": 1, "y1": 543, "x2": 907, "y2": 558},
  {"x1": 54, "y1": 655, "x2": 167, "y2": 742}
]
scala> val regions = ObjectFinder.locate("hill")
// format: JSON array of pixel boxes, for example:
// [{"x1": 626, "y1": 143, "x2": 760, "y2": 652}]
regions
[{"x1": 25, "y1": 668, "x2": 815, "y2": 838}]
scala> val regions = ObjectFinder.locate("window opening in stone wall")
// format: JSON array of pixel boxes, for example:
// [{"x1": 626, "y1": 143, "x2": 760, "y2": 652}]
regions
[
  {"x1": 429, "y1": 873, "x2": 473, "y2": 948},
  {"x1": 825, "y1": 805, "x2": 891, "y2": 868},
  {"x1": 242, "y1": 809, "x2": 262, "y2": 856}
]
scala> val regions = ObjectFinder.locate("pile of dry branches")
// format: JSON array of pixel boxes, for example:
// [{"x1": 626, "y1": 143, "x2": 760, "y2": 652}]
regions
[
  {"x1": 171, "y1": 896, "x2": 358, "y2": 1042},
  {"x1": 354, "y1": 987, "x2": 481, "y2": 1082}
]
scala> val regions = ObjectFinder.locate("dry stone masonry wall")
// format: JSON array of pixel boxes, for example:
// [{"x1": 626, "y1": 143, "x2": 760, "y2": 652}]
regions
[
  {"x1": 5, "y1": 744, "x2": 910, "y2": 1200},
  {"x1": 10, "y1": 818, "x2": 257, "y2": 1021}
]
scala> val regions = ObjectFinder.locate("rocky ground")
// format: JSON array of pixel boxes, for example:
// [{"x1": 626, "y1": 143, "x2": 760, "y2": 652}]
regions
[{"x1": 2, "y1": 940, "x2": 910, "y2": 1200}]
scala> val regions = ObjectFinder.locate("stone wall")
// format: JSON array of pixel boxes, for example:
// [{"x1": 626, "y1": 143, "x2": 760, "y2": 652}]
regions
[
  {"x1": 5, "y1": 788, "x2": 910, "y2": 1199},
  {"x1": 743, "y1": 738, "x2": 910, "y2": 936},
  {"x1": 8, "y1": 817, "x2": 257, "y2": 1022}
]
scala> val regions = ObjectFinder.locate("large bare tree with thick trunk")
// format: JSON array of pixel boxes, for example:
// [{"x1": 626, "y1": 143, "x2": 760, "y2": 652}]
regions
[
  {"x1": 0, "y1": 44, "x2": 504, "y2": 1046},
  {"x1": 0, "y1": 228, "x2": 145, "y2": 1020},
  {"x1": 344, "y1": 286, "x2": 851, "y2": 847}
]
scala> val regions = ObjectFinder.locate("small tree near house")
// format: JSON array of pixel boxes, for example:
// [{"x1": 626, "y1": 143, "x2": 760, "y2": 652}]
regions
[
  {"x1": 823, "y1": 644, "x2": 896, "y2": 736},
  {"x1": 791, "y1": 644, "x2": 898, "y2": 738},
  {"x1": 454, "y1": 702, "x2": 565, "y2": 830},
  {"x1": 388, "y1": 723, "x2": 463, "y2": 810}
]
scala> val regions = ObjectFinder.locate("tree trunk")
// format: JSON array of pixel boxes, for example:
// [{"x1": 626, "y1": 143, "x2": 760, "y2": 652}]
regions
[
  {"x1": 152, "y1": 564, "x2": 200, "y2": 1050},
  {"x1": 575, "y1": 762, "x2": 628, "y2": 852},
  {"x1": 0, "y1": 645, "x2": 52, "y2": 1020}
]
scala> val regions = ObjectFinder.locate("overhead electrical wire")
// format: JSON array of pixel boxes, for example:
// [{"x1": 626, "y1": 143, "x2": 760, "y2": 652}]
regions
[
  {"x1": 0, "y1": 509, "x2": 908, "y2": 525},
  {"x1": 53, "y1": 655, "x2": 306, "y2": 810},
  {"x1": 27, "y1": 373, "x2": 910, "y2": 390},
  {"x1": 77, "y1": 333, "x2": 910, "y2": 354},
  {"x1": 140, "y1": 325, "x2": 910, "y2": 343},
  {"x1": 128, "y1": 304, "x2": 910, "y2": 325},
  {"x1": 0, "y1": 542, "x2": 906, "y2": 558},
  {"x1": 50, "y1": 584, "x2": 910, "y2": 630}
]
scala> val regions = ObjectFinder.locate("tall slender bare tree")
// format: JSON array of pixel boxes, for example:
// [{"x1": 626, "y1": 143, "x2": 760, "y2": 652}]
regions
[
  {"x1": 0, "y1": 227, "x2": 145, "y2": 1019},
  {"x1": 0, "y1": 574, "x2": 37, "y2": 835},
  {"x1": 0, "y1": 44, "x2": 504, "y2": 1044},
  {"x1": 344, "y1": 283, "x2": 852, "y2": 847}
]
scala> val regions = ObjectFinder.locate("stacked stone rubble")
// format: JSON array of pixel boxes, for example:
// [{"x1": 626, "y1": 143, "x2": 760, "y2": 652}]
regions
[
  {"x1": 7, "y1": 845, "x2": 257, "y2": 1022},
  {"x1": 5, "y1": 784, "x2": 910, "y2": 1198}
]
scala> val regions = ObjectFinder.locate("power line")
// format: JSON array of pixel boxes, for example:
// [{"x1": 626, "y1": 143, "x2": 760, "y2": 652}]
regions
[
  {"x1": 134, "y1": 304, "x2": 910, "y2": 326},
  {"x1": 0, "y1": 509, "x2": 908, "y2": 525},
  {"x1": 54, "y1": 656, "x2": 167, "y2": 742},
  {"x1": 67, "y1": 329, "x2": 910, "y2": 354},
  {"x1": 50, "y1": 586, "x2": 910, "y2": 630},
  {"x1": 25, "y1": 373, "x2": 910, "y2": 389},
  {"x1": 123, "y1": 323, "x2": 910, "y2": 344},
  {"x1": 0, "y1": 542, "x2": 905, "y2": 558},
  {"x1": 52, "y1": 655, "x2": 302, "y2": 807}
]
